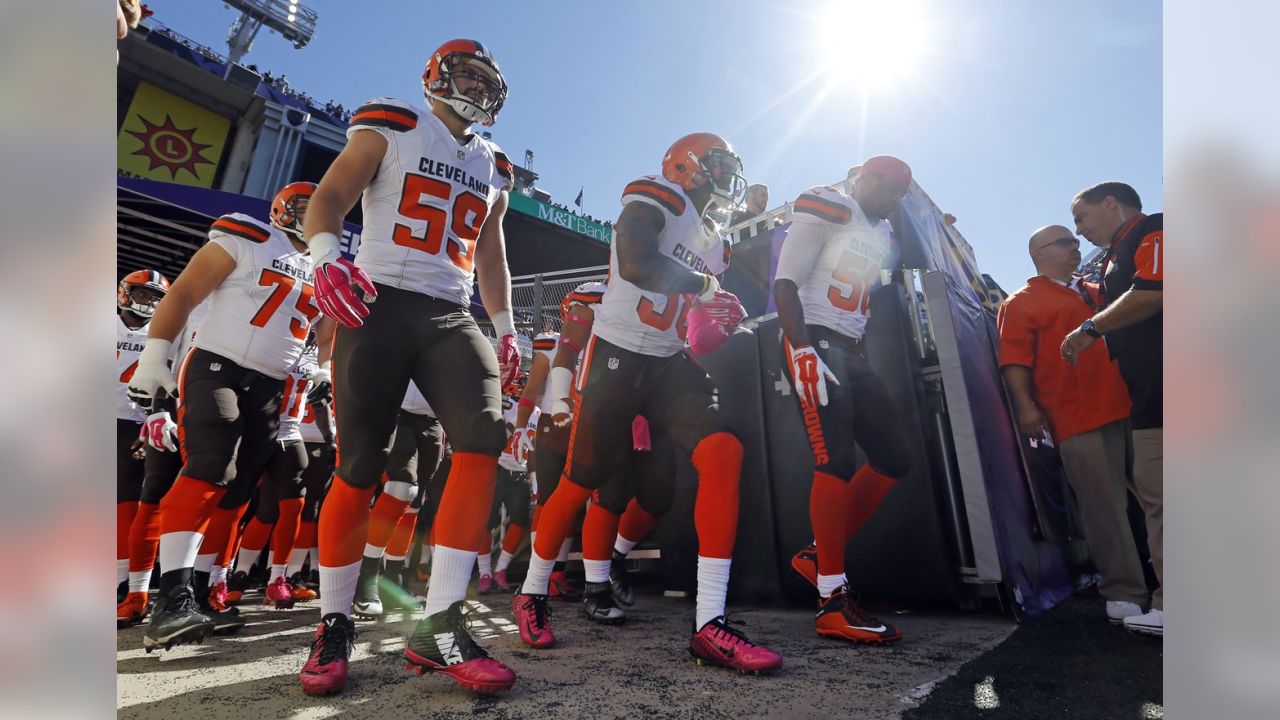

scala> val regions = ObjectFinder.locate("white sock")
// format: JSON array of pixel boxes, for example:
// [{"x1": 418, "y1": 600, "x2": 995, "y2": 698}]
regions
[
  {"x1": 495, "y1": 550, "x2": 515, "y2": 573},
  {"x1": 557, "y1": 537, "x2": 573, "y2": 563},
  {"x1": 318, "y1": 560, "x2": 361, "y2": 617},
  {"x1": 235, "y1": 546, "x2": 262, "y2": 573},
  {"x1": 385, "y1": 552, "x2": 407, "y2": 563},
  {"x1": 157, "y1": 531, "x2": 203, "y2": 581},
  {"x1": 817, "y1": 572, "x2": 847, "y2": 599},
  {"x1": 128, "y1": 569, "x2": 152, "y2": 593},
  {"x1": 270, "y1": 563, "x2": 288, "y2": 581},
  {"x1": 287, "y1": 548, "x2": 311, "y2": 577},
  {"x1": 422, "y1": 545, "x2": 476, "y2": 617},
  {"x1": 477, "y1": 550, "x2": 492, "y2": 577},
  {"x1": 614, "y1": 534, "x2": 640, "y2": 556},
  {"x1": 362, "y1": 542, "x2": 386, "y2": 561},
  {"x1": 117, "y1": 558, "x2": 129, "y2": 584},
  {"x1": 194, "y1": 552, "x2": 217, "y2": 574},
  {"x1": 210, "y1": 565, "x2": 228, "y2": 586},
  {"x1": 583, "y1": 559, "x2": 611, "y2": 583},
  {"x1": 695, "y1": 556, "x2": 732, "y2": 629},
  {"x1": 420, "y1": 545, "x2": 433, "y2": 568},
  {"x1": 520, "y1": 547, "x2": 557, "y2": 595}
]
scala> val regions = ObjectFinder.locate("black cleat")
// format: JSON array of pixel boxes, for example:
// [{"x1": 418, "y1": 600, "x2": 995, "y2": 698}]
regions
[
  {"x1": 582, "y1": 581, "x2": 626, "y2": 624},
  {"x1": 609, "y1": 550, "x2": 636, "y2": 607},
  {"x1": 143, "y1": 584, "x2": 215, "y2": 652},
  {"x1": 404, "y1": 601, "x2": 516, "y2": 692}
]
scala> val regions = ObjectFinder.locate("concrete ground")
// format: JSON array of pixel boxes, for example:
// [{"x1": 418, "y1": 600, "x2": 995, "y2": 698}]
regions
[{"x1": 117, "y1": 589, "x2": 1015, "y2": 719}]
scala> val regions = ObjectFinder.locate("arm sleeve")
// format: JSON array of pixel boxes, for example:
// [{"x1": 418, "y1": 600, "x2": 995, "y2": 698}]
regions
[
  {"x1": 774, "y1": 214, "x2": 828, "y2": 285},
  {"x1": 996, "y1": 296, "x2": 1036, "y2": 368},
  {"x1": 1132, "y1": 230, "x2": 1163, "y2": 289}
]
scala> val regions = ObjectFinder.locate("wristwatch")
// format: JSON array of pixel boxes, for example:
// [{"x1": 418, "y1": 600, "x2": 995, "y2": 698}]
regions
[{"x1": 1080, "y1": 319, "x2": 1102, "y2": 339}]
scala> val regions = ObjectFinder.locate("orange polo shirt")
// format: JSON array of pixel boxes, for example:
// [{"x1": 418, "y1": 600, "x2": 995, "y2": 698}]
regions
[{"x1": 997, "y1": 275, "x2": 1131, "y2": 443}]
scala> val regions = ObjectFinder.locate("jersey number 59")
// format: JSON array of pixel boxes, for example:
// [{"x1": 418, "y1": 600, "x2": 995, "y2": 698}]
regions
[{"x1": 392, "y1": 174, "x2": 490, "y2": 273}]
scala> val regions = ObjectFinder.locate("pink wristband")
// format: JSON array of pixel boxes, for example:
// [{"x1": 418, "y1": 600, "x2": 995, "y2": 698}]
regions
[
  {"x1": 559, "y1": 335, "x2": 581, "y2": 353},
  {"x1": 518, "y1": 397, "x2": 535, "y2": 411},
  {"x1": 562, "y1": 312, "x2": 591, "y2": 329}
]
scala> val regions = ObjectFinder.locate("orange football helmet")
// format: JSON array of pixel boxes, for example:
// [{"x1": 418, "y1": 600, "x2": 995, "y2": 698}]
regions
[
  {"x1": 117, "y1": 269, "x2": 170, "y2": 319},
  {"x1": 270, "y1": 181, "x2": 316, "y2": 241},
  {"x1": 662, "y1": 133, "x2": 747, "y2": 211},
  {"x1": 422, "y1": 39, "x2": 508, "y2": 127}
]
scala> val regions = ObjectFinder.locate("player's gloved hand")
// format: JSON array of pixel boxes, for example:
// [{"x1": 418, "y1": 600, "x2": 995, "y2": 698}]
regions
[
  {"x1": 788, "y1": 344, "x2": 840, "y2": 408},
  {"x1": 499, "y1": 433, "x2": 524, "y2": 472},
  {"x1": 141, "y1": 410, "x2": 179, "y2": 452},
  {"x1": 686, "y1": 304, "x2": 728, "y2": 355},
  {"x1": 310, "y1": 441, "x2": 337, "y2": 466},
  {"x1": 126, "y1": 339, "x2": 178, "y2": 411},
  {"x1": 306, "y1": 366, "x2": 332, "y2": 406},
  {"x1": 698, "y1": 289, "x2": 746, "y2": 332},
  {"x1": 510, "y1": 426, "x2": 534, "y2": 465},
  {"x1": 310, "y1": 232, "x2": 377, "y2": 328},
  {"x1": 550, "y1": 397, "x2": 573, "y2": 429}
]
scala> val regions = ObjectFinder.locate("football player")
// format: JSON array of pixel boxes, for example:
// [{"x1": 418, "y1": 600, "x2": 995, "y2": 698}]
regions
[
  {"x1": 116, "y1": 270, "x2": 169, "y2": 604},
  {"x1": 773, "y1": 156, "x2": 915, "y2": 644},
  {"x1": 511, "y1": 133, "x2": 782, "y2": 673},
  {"x1": 127, "y1": 181, "x2": 331, "y2": 652},
  {"x1": 352, "y1": 382, "x2": 444, "y2": 618},
  {"x1": 298, "y1": 39, "x2": 519, "y2": 695},
  {"x1": 484, "y1": 377, "x2": 535, "y2": 592}
]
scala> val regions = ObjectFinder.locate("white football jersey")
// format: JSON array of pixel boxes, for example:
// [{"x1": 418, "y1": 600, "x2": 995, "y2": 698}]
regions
[
  {"x1": 401, "y1": 380, "x2": 435, "y2": 417},
  {"x1": 347, "y1": 97, "x2": 514, "y2": 307},
  {"x1": 298, "y1": 405, "x2": 326, "y2": 445},
  {"x1": 531, "y1": 331, "x2": 559, "y2": 412},
  {"x1": 778, "y1": 186, "x2": 893, "y2": 341},
  {"x1": 593, "y1": 176, "x2": 729, "y2": 357},
  {"x1": 195, "y1": 214, "x2": 315, "y2": 379},
  {"x1": 277, "y1": 346, "x2": 319, "y2": 442},
  {"x1": 116, "y1": 314, "x2": 149, "y2": 421}
]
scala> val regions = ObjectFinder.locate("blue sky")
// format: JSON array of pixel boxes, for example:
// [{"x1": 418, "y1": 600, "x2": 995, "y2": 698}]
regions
[{"x1": 142, "y1": 0, "x2": 1161, "y2": 292}]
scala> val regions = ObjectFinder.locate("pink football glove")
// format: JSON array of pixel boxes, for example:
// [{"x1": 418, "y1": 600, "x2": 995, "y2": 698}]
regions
[
  {"x1": 686, "y1": 304, "x2": 729, "y2": 355},
  {"x1": 497, "y1": 333, "x2": 520, "y2": 388},
  {"x1": 314, "y1": 257, "x2": 377, "y2": 328},
  {"x1": 699, "y1": 290, "x2": 746, "y2": 331},
  {"x1": 631, "y1": 415, "x2": 651, "y2": 452}
]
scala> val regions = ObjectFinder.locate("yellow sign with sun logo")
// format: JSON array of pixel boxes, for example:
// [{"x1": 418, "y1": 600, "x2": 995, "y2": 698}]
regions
[{"x1": 117, "y1": 82, "x2": 231, "y2": 188}]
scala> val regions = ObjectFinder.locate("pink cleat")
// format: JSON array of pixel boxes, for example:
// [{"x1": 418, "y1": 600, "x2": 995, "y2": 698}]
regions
[
  {"x1": 264, "y1": 576, "x2": 296, "y2": 609},
  {"x1": 299, "y1": 613, "x2": 356, "y2": 696},
  {"x1": 477, "y1": 573, "x2": 495, "y2": 594},
  {"x1": 511, "y1": 592, "x2": 556, "y2": 648},
  {"x1": 492, "y1": 569, "x2": 511, "y2": 592},
  {"x1": 690, "y1": 615, "x2": 784, "y2": 674}
]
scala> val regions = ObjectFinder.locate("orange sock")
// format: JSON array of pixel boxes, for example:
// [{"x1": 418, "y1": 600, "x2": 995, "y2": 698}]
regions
[
  {"x1": 128, "y1": 502, "x2": 161, "y2": 572},
  {"x1": 295, "y1": 519, "x2": 317, "y2": 551},
  {"x1": 844, "y1": 465, "x2": 898, "y2": 541},
  {"x1": 200, "y1": 504, "x2": 246, "y2": 565},
  {"x1": 582, "y1": 502, "x2": 620, "y2": 562},
  {"x1": 501, "y1": 523, "x2": 525, "y2": 555},
  {"x1": 618, "y1": 498, "x2": 659, "y2": 545},
  {"x1": 117, "y1": 501, "x2": 139, "y2": 563},
  {"x1": 366, "y1": 489, "x2": 411, "y2": 552},
  {"x1": 533, "y1": 477, "x2": 593, "y2": 559},
  {"x1": 270, "y1": 497, "x2": 305, "y2": 565},
  {"x1": 691, "y1": 432, "x2": 742, "y2": 559},
  {"x1": 811, "y1": 471, "x2": 847, "y2": 576},
  {"x1": 158, "y1": 475, "x2": 225, "y2": 536},
  {"x1": 317, "y1": 477, "x2": 376, "y2": 567},
  {"x1": 530, "y1": 504, "x2": 542, "y2": 533},
  {"x1": 432, "y1": 452, "x2": 498, "y2": 551},
  {"x1": 238, "y1": 517, "x2": 273, "y2": 557},
  {"x1": 385, "y1": 511, "x2": 417, "y2": 559}
]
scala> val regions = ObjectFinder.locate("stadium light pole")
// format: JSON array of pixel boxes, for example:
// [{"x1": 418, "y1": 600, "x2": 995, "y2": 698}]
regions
[{"x1": 222, "y1": 0, "x2": 318, "y2": 72}]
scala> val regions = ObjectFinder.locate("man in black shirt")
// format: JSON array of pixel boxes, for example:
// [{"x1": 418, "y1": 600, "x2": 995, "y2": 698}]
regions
[{"x1": 1061, "y1": 181, "x2": 1163, "y2": 638}]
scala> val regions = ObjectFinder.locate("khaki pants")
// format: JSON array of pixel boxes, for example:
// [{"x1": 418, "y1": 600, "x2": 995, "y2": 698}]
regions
[
  {"x1": 1132, "y1": 428, "x2": 1163, "y2": 610},
  {"x1": 1059, "y1": 421, "x2": 1149, "y2": 605}
]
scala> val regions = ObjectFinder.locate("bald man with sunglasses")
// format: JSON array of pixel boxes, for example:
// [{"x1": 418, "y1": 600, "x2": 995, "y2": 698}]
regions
[{"x1": 996, "y1": 225, "x2": 1149, "y2": 627}]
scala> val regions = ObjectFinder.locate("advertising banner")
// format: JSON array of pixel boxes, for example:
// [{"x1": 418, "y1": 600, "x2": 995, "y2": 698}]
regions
[{"x1": 118, "y1": 82, "x2": 231, "y2": 188}]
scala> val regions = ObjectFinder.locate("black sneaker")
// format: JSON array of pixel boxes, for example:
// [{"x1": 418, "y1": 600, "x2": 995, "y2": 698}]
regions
[
  {"x1": 352, "y1": 556, "x2": 383, "y2": 618},
  {"x1": 117, "y1": 579, "x2": 129, "y2": 605},
  {"x1": 583, "y1": 581, "x2": 626, "y2": 624},
  {"x1": 143, "y1": 584, "x2": 215, "y2": 652},
  {"x1": 404, "y1": 601, "x2": 516, "y2": 692},
  {"x1": 609, "y1": 550, "x2": 635, "y2": 607}
]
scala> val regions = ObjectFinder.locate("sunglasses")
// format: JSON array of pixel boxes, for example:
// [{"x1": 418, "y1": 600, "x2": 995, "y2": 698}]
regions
[{"x1": 1034, "y1": 237, "x2": 1080, "y2": 252}]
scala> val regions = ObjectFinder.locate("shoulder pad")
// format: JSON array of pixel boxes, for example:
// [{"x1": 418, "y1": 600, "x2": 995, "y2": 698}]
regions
[
  {"x1": 210, "y1": 213, "x2": 272, "y2": 243},
  {"x1": 622, "y1": 175, "x2": 687, "y2": 217},
  {"x1": 793, "y1": 186, "x2": 853, "y2": 225},
  {"x1": 350, "y1": 97, "x2": 419, "y2": 132}
]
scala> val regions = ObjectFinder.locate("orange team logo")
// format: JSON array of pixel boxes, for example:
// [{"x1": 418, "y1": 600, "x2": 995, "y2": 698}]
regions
[{"x1": 125, "y1": 114, "x2": 216, "y2": 181}]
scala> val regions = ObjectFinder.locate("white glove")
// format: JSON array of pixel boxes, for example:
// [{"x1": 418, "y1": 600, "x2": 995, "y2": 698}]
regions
[
  {"x1": 511, "y1": 426, "x2": 534, "y2": 465},
  {"x1": 127, "y1": 339, "x2": 178, "y2": 410},
  {"x1": 546, "y1": 366, "x2": 574, "y2": 427},
  {"x1": 141, "y1": 411, "x2": 179, "y2": 452},
  {"x1": 788, "y1": 344, "x2": 840, "y2": 408},
  {"x1": 498, "y1": 437, "x2": 525, "y2": 472}
]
